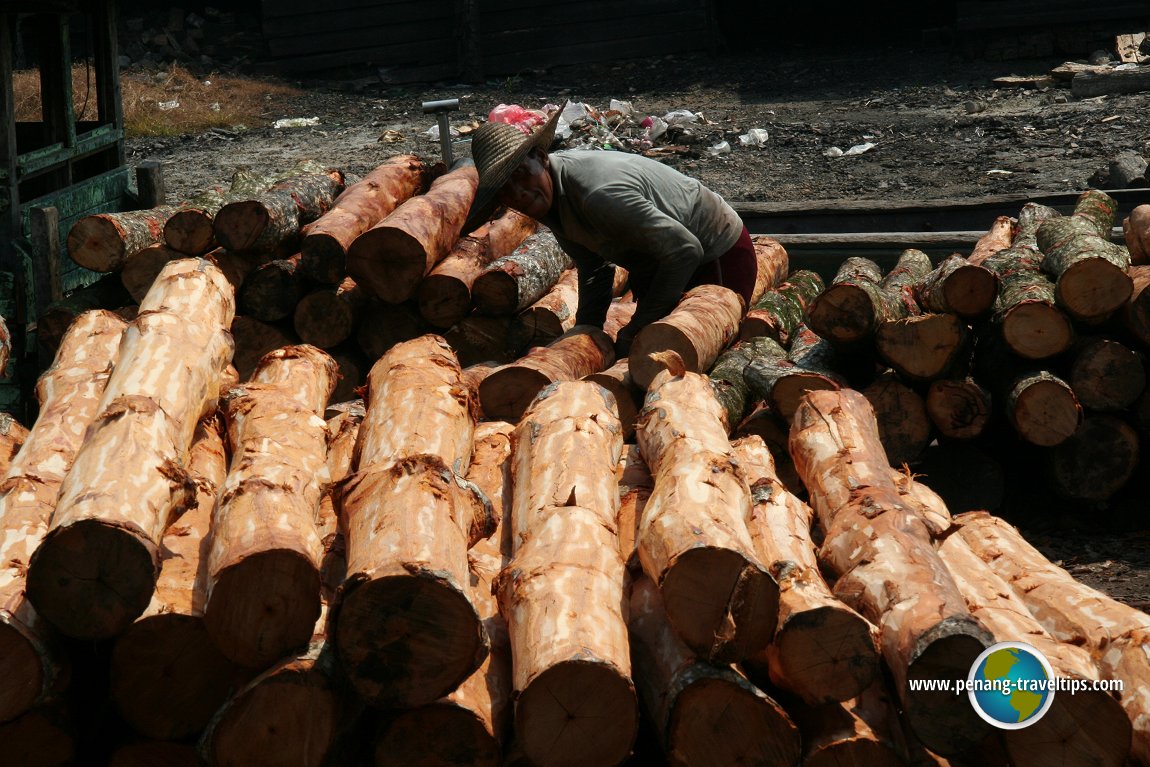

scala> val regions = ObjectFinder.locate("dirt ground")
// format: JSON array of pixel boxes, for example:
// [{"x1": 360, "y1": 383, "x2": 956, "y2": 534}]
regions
[{"x1": 125, "y1": 42, "x2": 1150, "y2": 605}]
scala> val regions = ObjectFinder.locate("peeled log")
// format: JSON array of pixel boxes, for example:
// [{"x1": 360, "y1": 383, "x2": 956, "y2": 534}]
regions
[
  {"x1": 1048, "y1": 414, "x2": 1139, "y2": 502},
  {"x1": 954, "y1": 511, "x2": 1150, "y2": 765},
  {"x1": 417, "y1": 210, "x2": 537, "y2": 328},
  {"x1": 1124, "y1": 204, "x2": 1150, "y2": 265},
  {"x1": 636, "y1": 365, "x2": 777, "y2": 662},
  {"x1": 204, "y1": 346, "x2": 336, "y2": 668},
  {"x1": 238, "y1": 252, "x2": 306, "y2": 322},
  {"x1": 478, "y1": 330, "x2": 614, "y2": 422},
  {"x1": 110, "y1": 415, "x2": 244, "y2": 739},
  {"x1": 913, "y1": 254, "x2": 999, "y2": 319},
  {"x1": 213, "y1": 166, "x2": 346, "y2": 256},
  {"x1": 0, "y1": 310, "x2": 125, "y2": 723},
  {"x1": 739, "y1": 269, "x2": 824, "y2": 345},
  {"x1": 471, "y1": 228, "x2": 572, "y2": 316},
  {"x1": 629, "y1": 284, "x2": 743, "y2": 389},
  {"x1": 293, "y1": 277, "x2": 366, "y2": 350},
  {"x1": 926, "y1": 377, "x2": 992, "y2": 440},
  {"x1": 1069, "y1": 337, "x2": 1145, "y2": 411},
  {"x1": 628, "y1": 576, "x2": 800, "y2": 767},
  {"x1": 584, "y1": 359, "x2": 641, "y2": 439},
  {"x1": 334, "y1": 335, "x2": 489, "y2": 708},
  {"x1": 67, "y1": 204, "x2": 181, "y2": 272},
  {"x1": 748, "y1": 235, "x2": 790, "y2": 305},
  {"x1": 347, "y1": 165, "x2": 479, "y2": 303},
  {"x1": 27, "y1": 258, "x2": 235, "y2": 640},
  {"x1": 501, "y1": 382, "x2": 637, "y2": 767},
  {"x1": 1123, "y1": 265, "x2": 1150, "y2": 347},
  {"x1": 863, "y1": 371, "x2": 932, "y2": 466},
  {"x1": 616, "y1": 445, "x2": 652, "y2": 571},
  {"x1": 300, "y1": 154, "x2": 433, "y2": 285},
  {"x1": 731, "y1": 436, "x2": 879, "y2": 704},
  {"x1": 230, "y1": 316, "x2": 297, "y2": 382},
  {"x1": 789, "y1": 389, "x2": 993, "y2": 756},
  {"x1": 37, "y1": 273, "x2": 133, "y2": 353},
  {"x1": 0, "y1": 413, "x2": 28, "y2": 477},
  {"x1": 938, "y1": 534, "x2": 1131, "y2": 767},
  {"x1": 968, "y1": 215, "x2": 1018, "y2": 266}
]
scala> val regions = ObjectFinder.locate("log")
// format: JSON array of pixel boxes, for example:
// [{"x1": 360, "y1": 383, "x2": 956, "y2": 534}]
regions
[
  {"x1": 603, "y1": 294, "x2": 638, "y2": 341},
  {"x1": 938, "y1": 533, "x2": 1132, "y2": 767},
  {"x1": 293, "y1": 277, "x2": 367, "y2": 350},
  {"x1": 1124, "y1": 264, "x2": 1150, "y2": 347},
  {"x1": 954, "y1": 511, "x2": 1150, "y2": 764},
  {"x1": 417, "y1": 209, "x2": 537, "y2": 328},
  {"x1": 1124, "y1": 204, "x2": 1150, "y2": 265},
  {"x1": 743, "y1": 323, "x2": 847, "y2": 422},
  {"x1": 1069, "y1": 337, "x2": 1145, "y2": 411},
  {"x1": 471, "y1": 228, "x2": 572, "y2": 316},
  {"x1": 238, "y1": 252, "x2": 306, "y2": 322},
  {"x1": 230, "y1": 316, "x2": 297, "y2": 382},
  {"x1": 628, "y1": 576, "x2": 800, "y2": 767},
  {"x1": 731, "y1": 436, "x2": 879, "y2": 704},
  {"x1": 876, "y1": 312, "x2": 969, "y2": 383},
  {"x1": 0, "y1": 705, "x2": 75, "y2": 767},
  {"x1": 748, "y1": 235, "x2": 790, "y2": 305},
  {"x1": 120, "y1": 243, "x2": 187, "y2": 303},
  {"x1": 37, "y1": 273, "x2": 133, "y2": 352},
  {"x1": 708, "y1": 335, "x2": 785, "y2": 430},
  {"x1": 629, "y1": 284, "x2": 743, "y2": 389},
  {"x1": 615, "y1": 445, "x2": 652, "y2": 571},
  {"x1": 966, "y1": 215, "x2": 1017, "y2": 267},
  {"x1": 500, "y1": 382, "x2": 637, "y2": 767},
  {"x1": 790, "y1": 683, "x2": 906, "y2": 767},
  {"x1": 511, "y1": 268, "x2": 578, "y2": 348},
  {"x1": 347, "y1": 165, "x2": 479, "y2": 303},
  {"x1": 862, "y1": 371, "x2": 933, "y2": 466},
  {"x1": 1047, "y1": 414, "x2": 1139, "y2": 501},
  {"x1": 334, "y1": 335, "x2": 490, "y2": 708},
  {"x1": 477, "y1": 330, "x2": 614, "y2": 422},
  {"x1": 0, "y1": 310, "x2": 126, "y2": 724},
  {"x1": 1110, "y1": 151, "x2": 1149, "y2": 189},
  {"x1": 164, "y1": 166, "x2": 286, "y2": 256},
  {"x1": 1072, "y1": 67, "x2": 1150, "y2": 98},
  {"x1": 584, "y1": 359, "x2": 641, "y2": 439},
  {"x1": 109, "y1": 415, "x2": 245, "y2": 739},
  {"x1": 27, "y1": 259, "x2": 235, "y2": 640},
  {"x1": 356, "y1": 299, "x2": 425, "y2": 360},
  {"x1": 0, "y1": 413, "x2": 28, "y2": 477},
  {"x1": 0, "y1": 316, "x2": 8, "y2": 384},
  {"x1": 110, "y1": 741, "x2": 200, "y2": 767},
  {"x1": 1006, "y1": 370, "x2": 1082, "y2": 447},
  {"x1": 913, "y1": 254, "x2": 999, "y2": 319},
  {"x1": 926, "y1": 377, "x2": 992, "y2": 440},
  {"x1": 328, "y1": 347, "x2": 366, "y2": 408},
  {"x1": 635, "y1": 362, "x2": 777, "y2": 662},
  {"x1": 300, "y1": 154, "x2": 433, "y2": 285},
  {"x1": 206, "y1": 247, "x2": 257, "y2": 295},
  {"x1": 739, "y1": 269, "x2": 823, "y2": 347},
  {"x1": 213, "y1": 166, "x2": 346, "y2": 256},
  {"x1": 204, "y1": 346, "x2": 337, "y2": 668},
  {"x1": 890, "y1": 467, "x2": 953, "y2": 536},
  {"x1": 807, "y1": 256, "x2": 899, "y2": 346},
  {"x1": 444, "y1": 313, "x2": 518, "y2": 368},
  {"x1": 1038, "y1": 190, "x2": 1132, "y2": 323},
  {"x1": 733, "y1": 402, "x2": 803, "y2": 496},
  {"x1": 67, "y1": 204, "x2": 181, "y2": 272},
  {"x1": 789, "y1": 389, "x2": 993, "y2": 756}
]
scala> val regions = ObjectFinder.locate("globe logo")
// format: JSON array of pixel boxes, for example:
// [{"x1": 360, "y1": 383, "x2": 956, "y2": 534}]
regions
[{"x1": 968, "y1": 642, "x2": 1056, "y2": 729}]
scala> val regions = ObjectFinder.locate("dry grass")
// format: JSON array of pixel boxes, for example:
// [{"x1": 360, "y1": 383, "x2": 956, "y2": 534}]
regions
[{"x1": 12, "y1": 62, "x2": 304, "y2": 137}]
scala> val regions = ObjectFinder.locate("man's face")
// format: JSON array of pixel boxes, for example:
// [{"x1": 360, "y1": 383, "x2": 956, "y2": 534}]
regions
[{"x1": 497, "y1": 150, "x2": 553, "y2": 219}]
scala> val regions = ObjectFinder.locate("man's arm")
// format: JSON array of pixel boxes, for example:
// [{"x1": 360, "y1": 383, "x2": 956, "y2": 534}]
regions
[{"x1": 554, "y1": 234, "x2": 615, "y2": 329}]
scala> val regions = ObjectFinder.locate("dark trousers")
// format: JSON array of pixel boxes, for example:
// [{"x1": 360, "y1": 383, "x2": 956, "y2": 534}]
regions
[{"x1": 685, "y1": 226, "x2": 758, "y2": 308}]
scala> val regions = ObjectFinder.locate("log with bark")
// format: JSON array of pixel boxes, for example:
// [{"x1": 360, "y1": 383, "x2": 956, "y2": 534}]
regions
[
  {"x1": 109, "y1": 415, "x2": 245, "y2": 739},
  {"x1": 629, "y1": 284, "x2": 743, "y2": 389},
  {"x1": 912, "y1": 253, "x2": 1000, "y2": 319},
  {"x1": 213, "y1": 166, "x2": 346, "y2": 257},
  {"x1": 417, "y1": 210, "x2": 537, "y2": 328},
  {"x1": 471, "y1": 228, "x2": 572, "y2": 316},
  {"x1": 584, "y1": 359, "x2": 641, "y2": 439},
  {"x1": 1006, "y1": 370, "x2": 1083, "y2": 448},
  {"x1": 347, "y1": 165, "x2": 479, "y2": 303},
  {"x1": 926, "y1": 377, "x2": 992, "y2": 440},
  {"x1": 203, "y1": 345, "x2": 336, "y2": 668},
  {"x1": 356, "y1": 299, "x2": 426, "y2": 361},
  {"x1": 37, "y1": 273, "x2": 133, "y2": 352},
  {"x1": 292, "y1": 277, "x2": 366, "y2": 350},
  {"x1": 499, "y1": 381, "x2": 637, "y2": 767},
  {"x1": 300, "y1": 154, "x2": 434, "y2": 285},
  {"x1": 120, "y1": 243, "x2": 188, "y2": 303},
  {"x1": 863, "y1": 371, "x2": 933, "y2": 466},
  {"x1": 1069, "y1": 337, "x2": 1145, "y2": 411},
  {"x1": 731, "y1": 436, "x2": 879, "y2": 704},
  {"x1": 333, "y1": 335, "x2": 491, "y2": 708},
  {"x1": 876, "y1": 312, "x2": 969, "y2": 383},
  {"x1": 807, "y1": 256, "x2": 900, "y2": 346},
  {"x1": 743, "y1": 324, "x2": 847, "y2": 421},
  {"x1": 238, "y1": 252, "x2": 307, "y2": 322},
  {"x1": 954, "y1": 511, "x2": 1150, "y2": 765},
  {"x1": 27, "y1": 259, "x2": 235, "y2": 640},
  {"x1": 478, "y1": 330, "x2": 614, "y2": 422},
  {"x1": 1124, "y1": 264, "x2": 1150, "y2": 347},
  {"x1": 67, "y1": 204, "x2": 181, "y2": 272},
  {"x1": 0, "y1": 310, "x2": 125, "y2": 723},
  {"x1": 1124, "y1": 204, "x2": 1150, "y2": 265},
  {"x1": 738, "y1": 268, "x2": 824, "y2": 345},
  {"x1": 1038, "y1": 189, "x2": 1132, "y2": 323},
  {"x1": 789, "y1": 389, "x2": 994, "y2": 756},
  {"x1": 230, "y1": 316, "x2": 297, "y2": 382},
  {"x1": 635, "y1": 360, "x2": 777, "y2": 662},
  {"x1": 628, "y1": 576, "x2": 800, "y2": 767},
  {"x1": 1047, "y1": 414, "x2": 1139, "y2": 502},
  {"x1": 789, "y1": 683, "x2": 907, "y2": 767},
  {"x1": 748, "y1": 235, "x2": 791, "y2": 305},
  {"x1": 510, "y1": 268, "x2": 578, "y2": 348}
]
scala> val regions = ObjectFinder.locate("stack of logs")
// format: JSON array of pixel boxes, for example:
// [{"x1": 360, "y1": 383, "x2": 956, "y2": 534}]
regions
[{"x1": 1, "y1": 152, "x2": 1147, "y2": 766}]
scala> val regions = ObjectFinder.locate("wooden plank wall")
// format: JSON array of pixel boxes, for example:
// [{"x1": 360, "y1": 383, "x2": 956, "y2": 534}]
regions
[
  {"x1": 260, "y1": 0, "x2": 711, "y2": 78},
  {"x1": 956, "y1": 0, "x2": 1149, "y2": 30}
]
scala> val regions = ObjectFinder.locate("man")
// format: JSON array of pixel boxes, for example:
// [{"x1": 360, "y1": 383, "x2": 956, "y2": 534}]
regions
[{"x1": 464, "y1": 105, "x2": 756, "y2": 356}]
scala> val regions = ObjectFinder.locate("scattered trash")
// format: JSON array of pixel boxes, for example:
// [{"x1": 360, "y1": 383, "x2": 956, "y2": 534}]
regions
[
  {"x1": 707, "y1": 141, "x2": 731, "y2": 156},
  {"x1": 209, "y1": 102, "x2": 220, "y2": 112},
  {"x1": 641, "y1": 115, "x2": 668, "y2": 141},
  {"x1": 738, "y1": 128, "x2": 769, "y2": 147},
  {"x1": 609, "y1": 99, "x2": 634, "y2": 117},
  {"x1": 664, "y1": 109, "x2": 700, "y2": 128},
  {"x1": 843, "y1": 142, "x2": 876, "y2": 156},
  {"x1": 986, "y1": 169, "x2": 1013, "y2": 175},
  {"x1": 488, "y1": 103, "x2": 546, "y2": 135},
  {"x1": 824, "y1": 147, "x2": 844, "y2": 158},
  {"x1": 377, "y1": 129, "x2": 404, "y2": 143},
  {"x1": 425, "y1": 123, "x2": 459, "y2": 140},
  {"x1": 273, "y1": 117, "x2": 319, "y2": 129},
  {"x1": 157, "y1": 99, "x2": 180, "y2": 111}
]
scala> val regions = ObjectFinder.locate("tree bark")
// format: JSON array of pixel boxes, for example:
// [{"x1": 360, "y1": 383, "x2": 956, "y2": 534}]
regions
[
  {"x1": 748, "y1": 235, "x2": 790, "y2": 306},
  {"x1": 500, "y1": 381, "x2": 637, "y2": 767},
  {"x1": 731, "y1": 436, "x2": 879, "y2": 704},
  {"x1": 789, "y1": 389, "x2": 994, "y2": 756},
  {"x1": 953, "y1": 510, "x2": 1150, "y2": 765},
  {"x1": 629, "y1": 284, "x2": 743, "y2": 389},
  {"x1": 967, "y1": 214, "x2": 1018, "y2": 266},
  {"x1": 739, "y1": 269, "x2": 824, "y2": 346},
  {"x1": 444, "y1": 313, "x2": 519, "y2": 368},
  {"x1": 807, "y1": 256, "x2": 899, "y2": 346},
  {"x1": 862, "y1": 371, "x2": 933, "y2": 466},
  {"x1": 67, "y1": 204, "x2": 182, "y2": 272},
  {"x1": 471, "y1": 229, "x2": 572, "y2": 316},
  {"x1": 27, "y1": 259, "x2": 235, "y2": 640},
  {"x1": 1006, "y1": 370, "x2": 1082, "y2": 447},
  {"x1": 876, "y1": 312, "x2": 969, "y2": 383},
  {"x1": 0, "y1": 310, "x2": 125, "y2": 724},
  {"x1": 913, "y1": 254, "x2": 999, "y2": 319},
  {"x1": 120, "y1": 243, "x2": 188, "y2": 303},
  {"x1": 347, "y1": 165, "x2": 479, "y2": 303},
  {"x1": 926, "y1": 377, "x2": 992, "y2": 440},
  {"x1": 1069, "y1": 337, "x2": 1145, "y2": 411},
  {"x1": 478, "y1": 330, "x2": 615, "y2": 422},
  {"x1": 292, "y1": 277, "x2": 366, "y2": 350},
  {"x1": 1124, "y1": 204, "x2": 1150, "y2": 265},
  {"x1": 511, "y1": 268, "x2": 578, "y2": 348},
  {"x1": 213, "y1": 166, "x2": 346, "y2": 257},
  {"x1": 300, "y1": 154, "x2": 433, "y2": 285},
  {"x1": 1048, "y1": 414, "x2": 1139, "y2": 502},
  {"x1": 635, "y1": 364, "x2": 777, "y2": 662},
  {"x1": 334, "y1": 335, "x2": 490, "y2": 708},
  {"x1": 584, "y1": 359, "x2": 641, "y2": 440},
  {"x1": 417, "y1": 210, "x2": 537, "y2": 328},
  {"x1": 230, "y1": 316, "x2": 298, "y2": 382},
  {"x1": 356, "y1": 299, "x2": 426, "y2": 360},
  {"x1": 1123, "y1": 265, "x2": 1150, "y2": 346},
  {"x1": 938, "y1": 533, "x2": 1132, "y2": 767},
  {"x1": 628, "y1": 576, "x2": 800, "y2": 767},
  {"x1": 164, "y1": 166, "x2": 290, "y2": 256},
  {"x1": 236, "y1": 252, "x2": 305, "y2": 322},
  {"x1": 204, "y1": 346, "x2": 337, "y2": 668},
  {"x1": 743, "y1": 323, "x2": 847, "y2": 421}
]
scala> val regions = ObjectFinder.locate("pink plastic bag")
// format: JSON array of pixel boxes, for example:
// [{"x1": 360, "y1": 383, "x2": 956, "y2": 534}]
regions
[{"x1": 488, "y1": 103, "x2": 546, "y2": 135}]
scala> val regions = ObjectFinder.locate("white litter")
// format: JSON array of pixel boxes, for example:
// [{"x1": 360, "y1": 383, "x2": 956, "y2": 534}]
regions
[
  {"x1": 707, "y1": 141, "x2": 731, "y2": 156},
  {"x1": 274, "y1": 117, "x2": 320, "y2": 129},
  {"x1": 843, "y1": 142, "x2": 876, "y2": 156},
  {"x1": 738, "y1": 128, "x2": 769, "y2": 147},
  {"x1": 157, "y1": 100, "x2": 180, "y2": 111}
]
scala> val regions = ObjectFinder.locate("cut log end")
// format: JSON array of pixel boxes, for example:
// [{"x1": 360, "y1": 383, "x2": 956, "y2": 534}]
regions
[
  {"x1": 515, "y1": 660, "x2": 638, "y2": 767},
  {"x1": 336, "y1": 574, "x2": 485, "y2": 708},
  {"x1": 66, "y1": 216, "x2": 126, "y2": 271},
  {"x1": 770, "y1": 606, "x2": 879, "y2": 704},
  {"x1": 300, "y1": 232, "x2": 348, "y2": 285},
  {"x1": 772, "y1": 373, "x2": 842, "y2": 423},
  {"x1": 348, "y1": 229, "x2": 427, "y2": 303},
  {"x1": 416, "y1": 274, "x2": 473, "y2": 329},
  {"x1": 26, "y1": 519, "x2": 157, "y2": 640},
  {"x1": 943, "y1": 265, "x2": 999, "y2": 318},
  {"x1": 204, "y1": 551, "x2": 321, "y2": 669},
  {"x1": 477, "y1": 367, "x2": 552, "y2": 423},
  {"x1": 667, "y1": 677, "x2": 801, "y2": 767},
  {"x1": 804, "y1": 739, "x2": 903, "y2": 767},
  {"x1": 629, "y1": 327, "x2": 696, "y2": 389},
  {"x1": 904, "y1": 632, "x2": 991, "y2": 756},
  {"x1": 374, "y1": 705, "x2": 501, "y2": 767},
  {"x1": 0, "y1": 707, "x2": 76, "y2": 767},
  {"x1": 472, "y1": 272, "x2": 521, "y2": 316},
  {"x1": 809, "y1": 284, "x2": 876, "y2": 345},
  {"x1": 0, "y1": 623, "x2": 43, "y2": 722},
  {"x1": 213, "y1": 201, "x2": 272, "y2": 252},
  {"x1": 1001, "y1": 302, "x2": 1074, "y2": 360},
  {"x1": 1004, "y1": 688, "x2": 1131, "y2": 767},
  {"x1": 1057, "y1": 260, "x2": 1134, "y2": 322},
  {"x1": 164, "y1": 209, "x2": 216, "y2": 256},
  {"x1": 926, "y1": 380, "x2": 991, "y2": 440},
  {"x1": 1011, "y1": 378, "x2": 1082, "y2": 448},
  {"x1": 660, "y1": 547, "x2": 778, "y2": 663}
]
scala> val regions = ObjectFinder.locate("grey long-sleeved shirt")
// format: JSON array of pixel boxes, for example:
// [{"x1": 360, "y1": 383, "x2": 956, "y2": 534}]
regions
[{"x1": 538, "y1": 151, "x2": 743, "y2": 337}]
